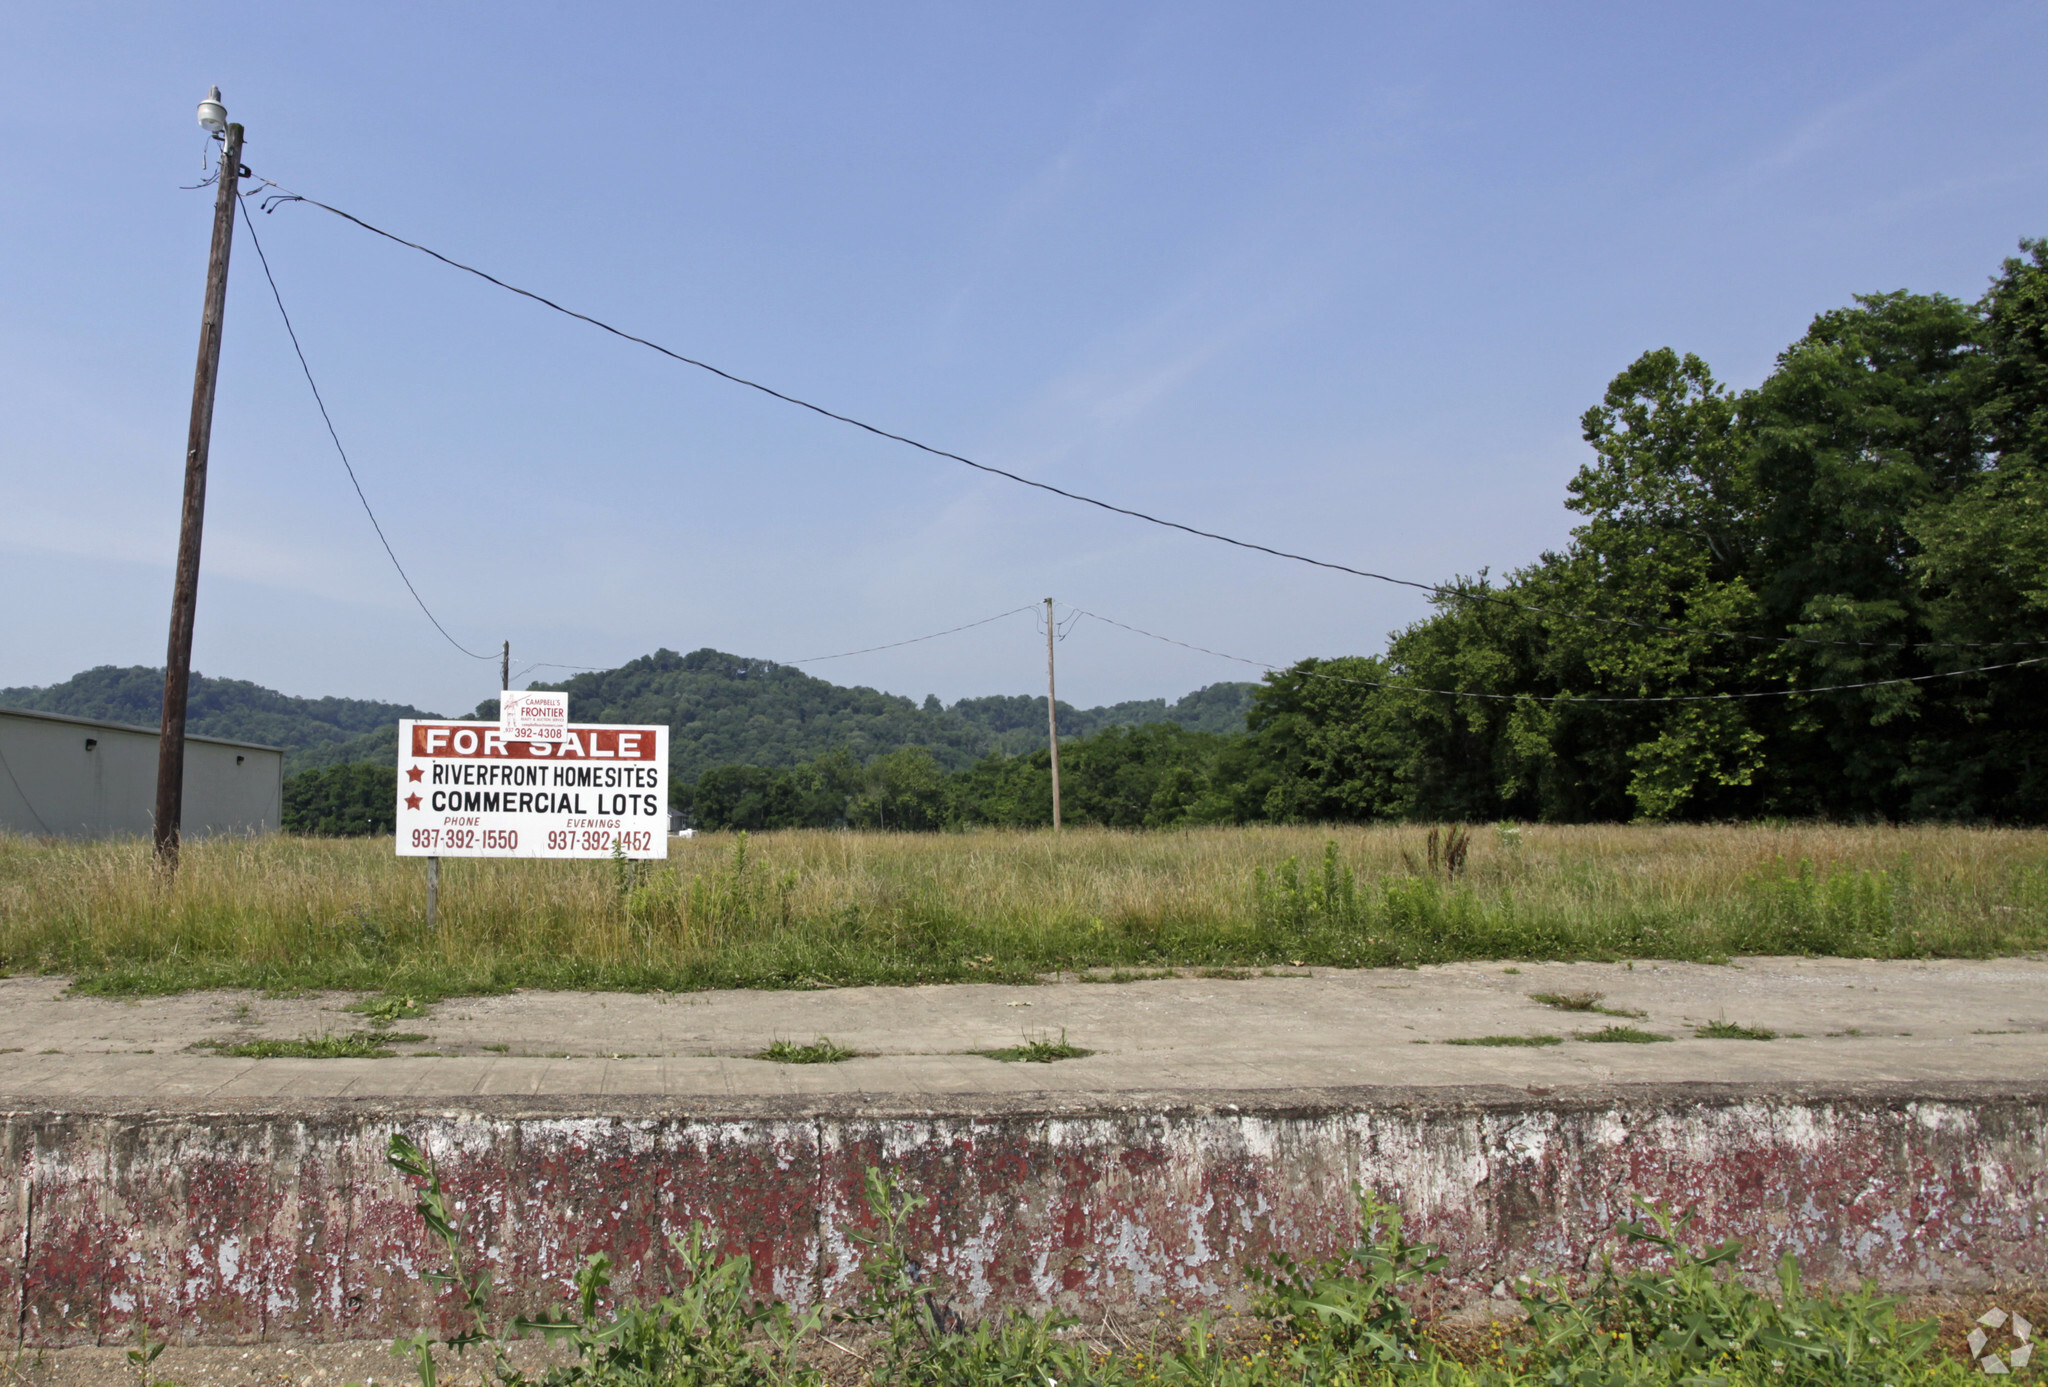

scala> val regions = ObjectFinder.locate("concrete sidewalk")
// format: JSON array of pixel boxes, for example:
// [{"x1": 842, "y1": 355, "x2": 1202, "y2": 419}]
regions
[{"x1": 3, "y1": 955, "x2": 2043, "y2": 1101}]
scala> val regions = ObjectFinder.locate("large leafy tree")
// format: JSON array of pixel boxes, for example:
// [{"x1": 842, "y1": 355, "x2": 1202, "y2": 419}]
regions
[
  {"x1": 1246, "y1": 241, "x2": 2048, "y2": 823},
  {"x1": 1901, "y1": 241, "x2": 2048, "y2": 815}
]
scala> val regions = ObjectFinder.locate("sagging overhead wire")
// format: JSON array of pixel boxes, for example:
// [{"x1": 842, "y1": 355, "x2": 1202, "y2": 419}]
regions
[
  {"x1": 236, "y1": 195, "x2": 499, "y2": 663},
  {"x1": 785, "y1": 605, "x2": 1038, "y2": 664},
  {"x1": 1062, "y1": 605, "x2": 2048, "y2": 705},
  {"x1": 241, "y1": 172, "x2": 2034, "y2": 658},
  {"x1": 509, "y1": 662, "x2": 609, "y2": 686}
]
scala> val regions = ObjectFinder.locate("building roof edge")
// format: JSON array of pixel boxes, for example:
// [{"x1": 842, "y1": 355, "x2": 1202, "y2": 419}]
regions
[{"x1": 0, "y1": 705, "x2": 287, "y2": 754}]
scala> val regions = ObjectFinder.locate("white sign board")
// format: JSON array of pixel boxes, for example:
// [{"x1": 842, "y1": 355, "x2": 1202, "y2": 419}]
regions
[
  {"x1": 499, "y1": 689, "x2": 569, "y2": 744},
  {"x1": 395, "y1": 719, "x2": 668, "y2": 859}
]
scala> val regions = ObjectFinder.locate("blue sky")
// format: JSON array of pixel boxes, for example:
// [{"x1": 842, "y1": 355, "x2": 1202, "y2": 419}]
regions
[{"x1": 3, "y1": 3, "x2": 2044, "y2": 717}]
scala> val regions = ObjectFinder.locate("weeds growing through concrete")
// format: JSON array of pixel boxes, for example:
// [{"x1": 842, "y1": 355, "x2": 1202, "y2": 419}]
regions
[
  {"x1": 757, "y1": 1036, "x2": 855, "y2": 1064},
  {"x1": 351, "y1": 994, "x2": 430, "y2": 1028},
  {"x1": 1576, "y1": 1025, "x2": 1674, "y2": 1044},
  {"x1": 1696, "y1": 1020, "x2": 1778, "y2": 1040},
  {"x1": 1533, "y1": 989, "x2": 1604, "y2": 1010},
  {"x1": 1443, "y1": 1034, "x2": 1564, "y2": 1047},
  {"x1": 196, "y1": 1032, "x2": 409, "y2": 1058},
  {"x1": 1529, "y1": 990, "x2": 1645, "y2": 1017},
  {"x1": 975, "y1": 1030, "x2": 1093, "y2": 1062},
  {"x1": 124, "y1": 1322, "x2": 167, "y2": 1387},
  {"x1": 4, "y1": 823, "x2": 2045, "y2": 998}
]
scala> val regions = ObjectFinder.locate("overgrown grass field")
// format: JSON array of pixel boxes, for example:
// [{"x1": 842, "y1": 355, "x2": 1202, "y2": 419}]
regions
[{"x1": 1, "y1": 823, "x2": 2043, "y2": 997}]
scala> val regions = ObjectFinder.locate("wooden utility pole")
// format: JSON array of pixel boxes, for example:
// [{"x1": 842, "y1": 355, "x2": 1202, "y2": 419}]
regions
[
  {"x1": 1045, "y1": 597, "x2": 1062, "y2": 831},
  {"x1": 155, "y1": 100, "x2": 244, "y2": 872},
  {"x1": 502, "y1": 640, "x2": 510, "y2": 694}
]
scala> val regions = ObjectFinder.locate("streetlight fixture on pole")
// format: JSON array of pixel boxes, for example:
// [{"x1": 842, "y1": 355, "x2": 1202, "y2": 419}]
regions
[{"x1": 155, "y1": 87, "x2": 244, "y2": 873}]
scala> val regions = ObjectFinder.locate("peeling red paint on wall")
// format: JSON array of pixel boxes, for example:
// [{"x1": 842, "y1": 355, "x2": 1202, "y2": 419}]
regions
[{"x1": 4, "y1": 1083, "x2": 2044, "y2": 1346}]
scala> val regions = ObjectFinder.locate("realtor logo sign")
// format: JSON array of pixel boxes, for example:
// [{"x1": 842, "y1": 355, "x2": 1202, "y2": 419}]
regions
[
  {"x1": 499, "y1": 689, "x2": 569, "y2": 743},
  {"x1": 395, "y1": 718, "x2": 669, "y2": 859}
]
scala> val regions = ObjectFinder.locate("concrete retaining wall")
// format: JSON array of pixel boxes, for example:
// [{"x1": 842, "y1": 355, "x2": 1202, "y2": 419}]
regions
[{"x1": 6, "y1": 1082, "x2": 2045, "y2": 1346}]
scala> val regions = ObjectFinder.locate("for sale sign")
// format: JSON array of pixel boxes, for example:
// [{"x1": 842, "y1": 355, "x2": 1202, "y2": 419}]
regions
[{"x1": 395, "y1": 719, "x2": 669, "y2": 859}]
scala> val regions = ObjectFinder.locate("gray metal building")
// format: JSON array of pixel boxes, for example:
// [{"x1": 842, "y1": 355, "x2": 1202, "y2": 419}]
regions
[{"x1": 0, "y1": 706, "x2": 283, "y2": 839}]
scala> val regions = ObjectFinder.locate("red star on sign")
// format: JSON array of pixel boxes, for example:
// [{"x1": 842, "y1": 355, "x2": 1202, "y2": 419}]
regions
[
  {"x1": 404, "y1": 793, "x2": 422, "y2": 810},
  {"x1": 406, "y1": 765, "x2": 424, "y2": 782}
]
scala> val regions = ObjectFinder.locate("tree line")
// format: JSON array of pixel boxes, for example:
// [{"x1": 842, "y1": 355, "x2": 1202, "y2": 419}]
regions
[{"x1": 514, "y1": 650, "x2": 1253, "y2": 780}]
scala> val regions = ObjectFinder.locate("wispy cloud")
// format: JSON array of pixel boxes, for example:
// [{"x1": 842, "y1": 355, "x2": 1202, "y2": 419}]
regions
[
  {"x1": 1740, "y1": 4, "x2": 2037, "y2": 179},
  {"x1": 927, "y1": 83, "x2": 1136, "y2": 359}
]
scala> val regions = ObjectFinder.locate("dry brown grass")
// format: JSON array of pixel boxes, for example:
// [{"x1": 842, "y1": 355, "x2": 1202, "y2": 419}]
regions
[{"x1": 0, "y1": 822, "x2": 2041, "y2": 996}]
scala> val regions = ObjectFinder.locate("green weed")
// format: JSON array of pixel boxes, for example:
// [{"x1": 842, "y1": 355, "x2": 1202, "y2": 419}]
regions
[
  {"x1": 1577, "y1": 1025, "x2": 1674, "y2": 1044},
  {"x1": 1512, "y1": 1198, "x2": 1963, "y2": 1386},
  {"x1": 350, "y1": 994, "x2": 430, "y2": 1028},
  {"x1": 756, "y1": 1036, "x2": 855, "y2": 1064},
  {"x1": 197, "y1": 1032, "x2": 400, "y2": 1058},
  {"x1": 386, "y1": 1131, "x2": 821, "y2": 1387},
  {"x1": 1247, "y1": 1185, "x2": 1447, "y2": 1368},
  {"x1": 844, "y1": 1169, "x2": 1098, "y2": 1387},
  {"x1": 975, "y1": 1030, "x2": 1092, "y2": 1062},
  {"x1": 1530, "y1": 990, "x2": 1644, "y2": 1017},
  {"x1": 1696, "y1": 1020, "x2": 1778, "y2": 1040},
  {"x1": 124, "y1": 1322, "x2": 169, "y2": 1387},
  {"x1": 1443, "y1": 1034, "x2": 1564, "y2": 1047}
]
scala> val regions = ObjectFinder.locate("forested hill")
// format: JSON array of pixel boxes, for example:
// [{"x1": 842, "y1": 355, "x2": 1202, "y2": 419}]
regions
[
  {"x1": 950, "y1": 682, "x2": 1255, "y2": 753},
  {"x1": 0, "y1": 666, "x2": 435, "y2": 773},
  {"x1": 3, "y1": 655, "x2": 1257, "y2": 782},
  {"x1": 521, "y1": 648, "x2": 1256, "y2": 782}
]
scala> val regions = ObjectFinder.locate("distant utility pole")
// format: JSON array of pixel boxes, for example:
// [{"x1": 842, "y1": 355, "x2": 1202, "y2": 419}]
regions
[
  {"x1": 155, "y1": 88, "x2": 243, "y2": 874},
  {"x1": 1045, "y1": 597, "x2": 1062, "y2": 831},
  {"x1": 502, "y1": 640, "x2": 510, "y2": 695}
]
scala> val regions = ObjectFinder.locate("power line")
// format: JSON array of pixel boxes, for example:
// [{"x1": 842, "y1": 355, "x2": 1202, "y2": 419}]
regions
[
  {"x1": 511, "y1": 660, "x2": 605, "y2": 681},
  {"x1": 221, "y1": 188, "x2": 2048, "y2": 710},
  {"x1": 236, "y1": 195, "x2": 497, "y2": 664},
  {"x1": 243, "y1": 173, "x2": 2035, "y2": 658},
  {"x1": 785, "y1": 605, "x2": 1037, "y2": 664},
  {"x1": 1065, "y1": 605, "x2": 2048, "y2": 705}
]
